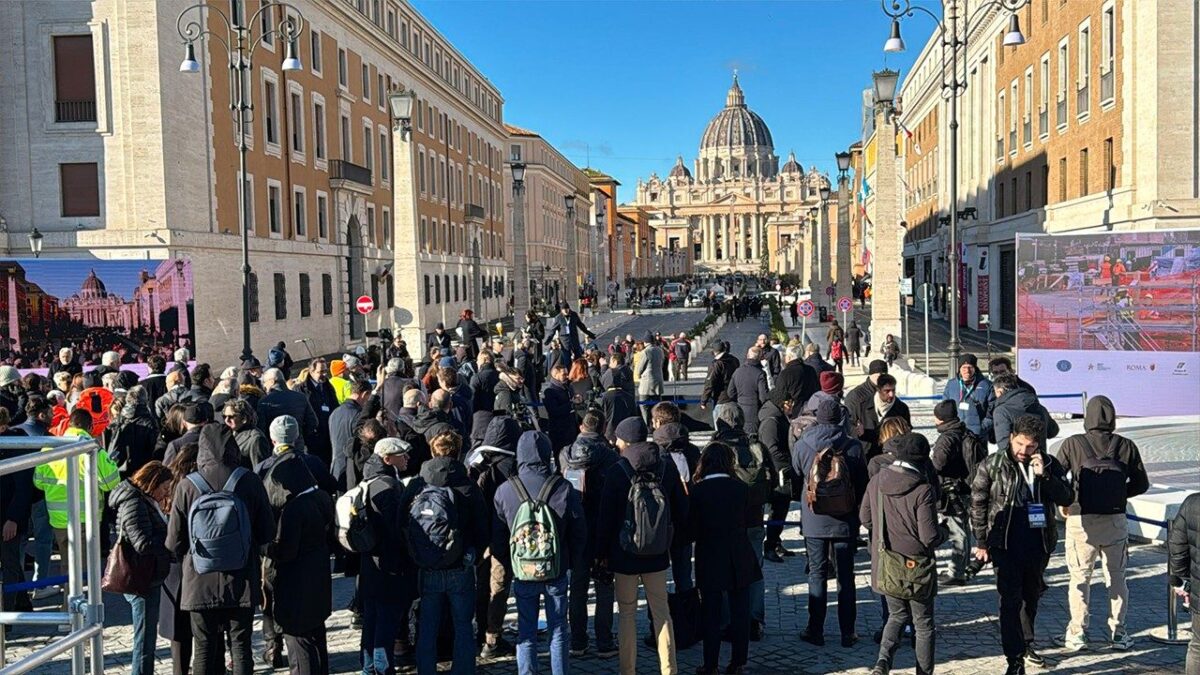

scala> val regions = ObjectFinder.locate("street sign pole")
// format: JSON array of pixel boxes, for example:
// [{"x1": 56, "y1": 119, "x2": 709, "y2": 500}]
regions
[
  {"x1": 923, "y1": 283, "x2": 930, "y2": 374},
  {"x1": 903, "y1": 287, "x2": 909, "y2": 359}
]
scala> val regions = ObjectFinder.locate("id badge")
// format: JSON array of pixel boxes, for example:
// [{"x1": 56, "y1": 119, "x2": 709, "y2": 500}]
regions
[
  {"x1": 1027, "y1": 503, "x2": 1047, "y2": 529},
  {"x1": 321, "y1": 405, "x2": 331, "y2": 412},
  {"x1": 958, "y1": 401, "x2": 970, "y2": 411}
]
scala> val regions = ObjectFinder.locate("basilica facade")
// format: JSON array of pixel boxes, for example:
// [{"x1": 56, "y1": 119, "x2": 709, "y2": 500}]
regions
[{"x1": 632, "y1": 75, "x2": 829, "y2": 274}]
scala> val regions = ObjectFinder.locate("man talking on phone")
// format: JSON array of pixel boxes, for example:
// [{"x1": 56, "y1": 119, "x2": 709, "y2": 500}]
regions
[{"x1": 970, "y1": 414, "x2": 1074, "y2": 675}]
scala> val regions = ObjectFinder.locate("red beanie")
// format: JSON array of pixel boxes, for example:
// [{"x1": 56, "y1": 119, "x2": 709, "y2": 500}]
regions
[{"x1": 820, "y1": 371, "x2": 844, "y2": 396}]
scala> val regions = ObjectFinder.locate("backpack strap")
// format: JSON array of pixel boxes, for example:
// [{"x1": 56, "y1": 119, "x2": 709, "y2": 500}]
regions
[
  {"x1": 508, "y1": 475, "x2": 533, "y2": 504},
  {"x1": 618, "y1": 458, "x2": 634, "y2": 481},
  {"x1": 535, "y1": 475, "x2": 562, "y2": 505},
  {"x1": 222, "y1": 467, "x2": 247, "y2": 493},
  {"x1": 186, "y1": 471, "x2": 214, "y2": 495}
]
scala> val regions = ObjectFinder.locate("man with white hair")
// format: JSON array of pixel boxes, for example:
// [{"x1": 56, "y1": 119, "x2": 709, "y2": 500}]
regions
[
  {"x1": 255, "y1": 368, "x2": 318, "y2": 452},
  {"x1": 774, "y1": 343, "x2": 819, "y2": 412},
  {"x1": 95, "y1": 351, "x2": 122, "y2": 377},
  {"x1": 727, "y1": 345, "x2": 769, "y2": 436},
  {"x1": 48, "y1": 347, "x2": 81, "y2": 379}
]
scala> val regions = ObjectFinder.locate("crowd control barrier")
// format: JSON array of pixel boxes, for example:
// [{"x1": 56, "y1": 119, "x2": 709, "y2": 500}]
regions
[
  {"x1": 1150, "y1": 517, "x2": 1193, "y2": 646},
  {"x1": 0, "y1": 436, "x2": 106, "y2": 675}
]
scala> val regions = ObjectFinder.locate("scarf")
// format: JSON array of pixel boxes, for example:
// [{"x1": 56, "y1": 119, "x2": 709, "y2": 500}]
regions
[{"x1": 873, "y1": 392, "x2": 895, "y2": 420}]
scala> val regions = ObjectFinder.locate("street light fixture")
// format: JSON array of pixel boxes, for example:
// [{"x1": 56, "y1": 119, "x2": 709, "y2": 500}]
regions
[
  {"x1": 511, "y1": 162, "x2": 526, "y2": 187},
  {"x1": 835, "y1": 151, "x2": 852, "y2": 176},
  {"x1": 510, "y1": 160, "x2": 529, "y2": 318},
  {"x1": 388, "y1": 88, "x2": 416, "y2": 138},
  {"x1": 28, "y1": 228, "x2": 44, "y2": 258},
  {"x1": 819, "y1": 185, "x2": 831, "y2": 203},
  {"x1": 178, "y1": 0, "x2": 305, "y2": 363},
  {"x1": 564, "y1": 194, "x2": 575, "y2": 219},
  {"x1": 872, "y1": 68, "x2": 900, "y2": 107},
  {"x1": 881, "y1": 0, "x2": 1030, "y2": 375}
]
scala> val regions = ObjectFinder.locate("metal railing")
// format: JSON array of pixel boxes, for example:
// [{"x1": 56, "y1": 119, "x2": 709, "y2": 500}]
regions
[
  {"x1": 329, "y1": 159, "x2": 372, "y2": 186},
  {"x1": 0, "y1": 437, "x2": 105, "y2": 675},
  {"x1": 1100, "y1": 70, "x2": 1114, "y2": 102},
  {"x1": 1077, "y1": 85, "x2": 1090, "y2": 117},
  {"x1": 54, "y1": 100, "x2": 96, "y2": 123}
]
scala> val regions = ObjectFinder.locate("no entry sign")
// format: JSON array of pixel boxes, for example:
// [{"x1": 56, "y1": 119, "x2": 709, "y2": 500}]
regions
[
  {"x1": 356, "y1": 295, "x2": 375, "y2": 315},
  {"x1": 797, "y1": 300, "x2": 815, "y2": 317},
  {"x1": 838, "y1": 296, "x2": 853, "y2": 313}
]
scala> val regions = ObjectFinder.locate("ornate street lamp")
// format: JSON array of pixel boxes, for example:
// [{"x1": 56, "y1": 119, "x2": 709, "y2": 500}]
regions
[
  {"x1": 388, "y1": 89, "x2": 416, "y2": 139},
  {"x1": 510, "y1": 161, "x2": 529, "y2": 318},
  {"x1": 28, "y1": 228, "x2": 44, "y2": 258}
]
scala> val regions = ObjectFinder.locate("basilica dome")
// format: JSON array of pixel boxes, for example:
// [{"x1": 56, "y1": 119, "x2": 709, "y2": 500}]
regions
[
  {"x1": 80, "y1": 269, "x2": 108, "y2": 298},
  {"x1": 699, "y1": 75, "x2": 774, "y2": 152}
]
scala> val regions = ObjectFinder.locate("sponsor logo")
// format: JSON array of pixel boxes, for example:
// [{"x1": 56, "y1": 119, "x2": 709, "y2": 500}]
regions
[
  {"x1": 1174, "y1": 361, "x2": 1189, "y2": 376},
  {"x1": 1125, "y1": 363, "x2": 1157, "y2": 372},
  {"x1": 1027, "y1": 358, "x2": 1041, "y2": 372},
  {"x1": 1056, "y1": 360, "x2": 1072, "y2": 372}
]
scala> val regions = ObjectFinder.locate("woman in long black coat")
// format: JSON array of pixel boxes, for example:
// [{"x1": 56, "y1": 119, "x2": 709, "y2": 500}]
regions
[
  {"x1": 688, "y1": 441, "x2": 762, "y2": 675},
  {"x1": 160, "y1": 443, "x2": 200, "y2": 675}
]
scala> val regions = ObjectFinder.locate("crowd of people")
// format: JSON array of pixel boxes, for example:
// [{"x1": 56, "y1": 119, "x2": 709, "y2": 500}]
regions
[{"x1": 0, "y1": 295, "x2": 1179, "y2": 675}]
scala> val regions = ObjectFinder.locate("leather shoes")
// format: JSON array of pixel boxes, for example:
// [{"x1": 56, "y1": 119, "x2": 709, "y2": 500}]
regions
[
  {"x1": 778, "y1": 544, "x2": 796, "y2": 557},
  {"x1": 799, "y1": 629, "x2": 824, "y2": 646},
  {"x1": 764, "y1": 547, "x2": 784, "y2": 563},
  {"x1": 750, "y1": 621, "x2": 764, "y2": 641}
]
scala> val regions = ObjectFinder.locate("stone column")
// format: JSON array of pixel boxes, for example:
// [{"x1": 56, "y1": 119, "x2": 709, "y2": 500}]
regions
[
  {"x1": 751, "y1": 214, "x2": 760, "y2": 262},
  {"x1": 871, "y1": 106, "x2": 903, "y2": 342},
  {"x1": 835, "y1": 177, "x2": 853, "y2": 303},
  {"x1": 819, "y1": 205, "x2": 832, "y2": 298},
  {"x1": 391, "y1": 124, "x2": 423, "y2": 347},
  {"x1": 809, "y1": 214, "x2": 820, "y2": 294},
  {"x1": 800, "y1": 224, "x2": 811, "y2": 289}
]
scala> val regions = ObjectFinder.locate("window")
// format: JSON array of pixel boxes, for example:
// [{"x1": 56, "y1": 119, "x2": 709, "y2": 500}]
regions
[
  {"x1": 367, "y1": 205, "x2": 376, "y2": 245},
  {"x1": 386, "y1": 8, "x2": 396, "y2": 37},
  {"x1": 263, "y1": 79, "x2": 279, "y2": 145},
  {"x1": 1101, "y1": 2, "x2": 1116, "y2": 103},
  {"x1": 248, "y1": 272, "x2": 259, "y2": 322},
  {"x1": 340, "y1": 115, "x2": 351, "y2": 161},
  {"x1": 402, "y1": 21, "x2": 409, "y2": 47},
  {"x1": 380, "y1": 130, "x2": 389, "y2": 181},
  {"x1": 267, "y1": 182, "x2": 282, "y2": 234},
  {"x1": 273, "y1": 273, "x2": 287, "y2": 320},
  {"x1": 289, "y1": 91, "x2": 303, "y2": 152},
  {"x1": 1080, "y1": 148, "x2": 1089, "y2": 195},
  {"x1": 424, "y1": 275, "x2": 431, "y2": 304},
  {"x1": 338, "y1": 48, "x2": 348, "y2": 88},
  {"x1": 1023, "y1": 69, "x2": 1033, "y2": 145},
  {"x1": 60, "y1": 163, "x2": 100, "y2": 216},
  {"x1": 382, "y1": 208, "x2": 392, "y2": 248},
  {"x1": 362, "y1": 64, "x2": 370, "y2": 102},
  {"x1": 416, "y1": 98, "x2": 423, "y2": 130},
  {"x1": 1077, "y1": 22, "x2": 1091, "y2": 117},
  {"x1": 299, "y1": 273, "x2": 311, "y2": 317},
  {"x1": 996, "y1": 90, "x2": 1006, "y2": 159},
  {"x1": 420, "y1": 216, "x2": 427, "y2": 250},
  {"x1": 324, "y1": 271, "x2": 333, "y2": 314},
  {"x1": 1039, "y1": 54, "x2": 1050, "y2": 136},
  {"x1": 510, "y1": 144, "x2": 521, "y2": 161},
  {"x1": 313, "y1": 100, "x2": 326, "y2": 159},
  {"x1": 363, "y1": 124, "x2": 373, "y2": 177},
  {"x1": 1059, "y1": 157, "x2": 1068, "y2": 200},
  {"x1": 429, "y1": 156, "x2": 437, "y2": 197},
  {"x1": 316, "y1": 192, "x2": 328, "y2": 239},
  {"x1": 418, "y1": 149, "x2": 426, "y2": 192},
  {"x1": 293, "y1": 187, "x2": 306, "y2": 237},
  {"x1": 53, "y1": 35, "x2": 96, "y2": 123},
  {"x1": 1057, "y1": 38, "x2": 1069, "y2": 127},
  {"x1": 310, "y1": 31, "x2": 322, "y2": 74},
  {"x1": 996, "y1": 182, "x2": 1005, "y2": 218},
  {"x1": 260, "y1": 1, "x2": 274, "y2": 46},
  {"x1": 1104, "y1": 138, "x2": 1115, "y2": 191},
  {"x1": 435, "y1": 273, "x2": 441, "y2": 303}
]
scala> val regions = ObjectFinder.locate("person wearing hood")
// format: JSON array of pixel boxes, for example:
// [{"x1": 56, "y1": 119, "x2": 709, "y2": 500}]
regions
[
  {"x1": 559, "y1": 410, "x2": 619, "y2": 657},
  {"x1": 258, "y1": 415, "x2": 335, "y2": 673},
  {"x1": 163, "y1": 401, "x2": 215, "y2": 466},
  {"x1": 292, "y1": 357, "x2": 339, "y2": 467},
  {"x1": 357, "y1": 436, "x2": 417, "y2": 675},
  {"x1": 106, "y1": 385, "x2": 159, "y2": 478},
  {"x1": 929, "y1": 400, "x2": 982, "y2": 586},
  {"x1": 990, "y1": 373, "x2": 1058, "y2": 456},
  {"x1": 596, "y1": 417, "x2": 688, "y2": 675},
  {"x1": 758, "y1": 387, "x2": 798, "y2": 563},
  {"x1": 846, "y1": 366, "x2": 911, "y2": 458},
  {"x1": 256, "y1": 368, "x2": 318, "y2": 454},
  {"x1": 110, "y1": 461, "x2": 175, "y2": 675},
  {"x1": 792, "y1": 396, "x2": 868, "y2": 648},
  {"x1": 266, "y1": 341, "x2": 294, "y2": 380},
  {"x1": 399, "y1": 430, "x2": 486, "y2": 675},
  {"x1": 165, "y1": 423, "x2": 275, "y2": 675},
  {"x1": 942, "y1": 353, "x2": 996, "y2": 439},
  {"x1": 541, "y1": 364, "x2": 579, "y2": 454},
  {"x1": 1054, "y1": 396, "x2": 1149, "y2": 652},
  {"x1": 471, "y1": 351, "x2": 501, "y2": 414},
  {"x1": 727, "y1": 346, "x2": 769, "y2": 437},
  {"x1": 970, "y1": 414, "x2": 1073, "y2": 674},
  {"x1": 468, "y1": 415, "x2": 522, "y2": 658},
  {"x1": 493, "y1": 430, "x2": 588, "y2": 675},
  {"x1": 860, "y1": 433, "x2": 945, "y2": 675},
  {"x1": 544, "y1": 301, "x2": 596, "y2": 360}
]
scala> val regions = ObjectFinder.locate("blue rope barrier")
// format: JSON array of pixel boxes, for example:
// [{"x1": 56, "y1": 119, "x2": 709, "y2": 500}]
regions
[
  {"x1": 3, "y1": 574, "x2": 77, "y2": 593},
  {"x1": 902, "y1": 392, "x2": 1084, "y2": 403}
]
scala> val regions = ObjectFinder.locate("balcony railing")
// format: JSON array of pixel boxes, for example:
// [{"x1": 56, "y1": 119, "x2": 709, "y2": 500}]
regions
[
  {"x1": 465, "y1": 203, "x2": 485, "y2": 220},
  {"x1": 1056, "y1": 97, "x2": 1067, "y2": 126},
  {"x1": 55, "y1": 99, "x2": 96, "y2": 123},
  {"x1": 1100, "y1": 70, "x2": 1114, "y2": 102},
  {"x1": 1023, "y1": 120, "x2": 1032, "y2": 145},
  {"x1": 329, "y1": 159, "x2": 371, "y2": 186},
  {"x1": 1039, "y1": 109, "x2": 1049, "y2": 136},
  {"x1": 1077, "y1": 85, "x2": 1090, "y2": 116}
]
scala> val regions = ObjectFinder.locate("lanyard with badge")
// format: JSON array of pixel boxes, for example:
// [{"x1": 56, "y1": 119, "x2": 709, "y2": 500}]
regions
[
  {"x1": 1019, "y1": 460, "x2": 1046, "y2": 528},
  {"x1": 957, "y1": 378, "x2": 977, "y2": 413}
]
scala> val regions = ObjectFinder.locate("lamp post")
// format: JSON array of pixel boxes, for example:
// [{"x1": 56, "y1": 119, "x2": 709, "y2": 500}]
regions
[
  {"x1": 28, "y1": 228, "x2": 44, "y2": 258},
  {"x1": 883, "y1": 0, "x2": 1027, "y2": 374},
  {"x1": 834, "y1": 151, "x2": 853, "y2": 304},
  {"x1": 178, "y1": 1, "x2": 305, "y2": 363},
  {"x1": 615, "y1": 222, "x2": 625, "y2": 305},
  {"x1": 510, "y1": 161, "x2": 529, "y2": 319},
  {"x1": 564, "y1": 193, "x2": 577, "y2": 303}
]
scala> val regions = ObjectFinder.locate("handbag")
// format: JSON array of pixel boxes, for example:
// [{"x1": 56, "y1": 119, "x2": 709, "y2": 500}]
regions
[
  {"x1": 875, "y1": 484, "x2": 936, "y2": 602},
  {"x1": 101, "y1": 535, "x2": 156, "y2": 597}
]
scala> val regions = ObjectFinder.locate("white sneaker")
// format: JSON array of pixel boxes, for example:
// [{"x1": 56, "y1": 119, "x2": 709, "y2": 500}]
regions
[
  {"x1": 1110, "y1": 630, "x2": 1134, "y2": 651},
  {"x1": 1054, "y1": 632, "x2": 1088, "y2": 652},
  {"x1": 31, "y1": 586, "x2": 62, "y2": 601}
]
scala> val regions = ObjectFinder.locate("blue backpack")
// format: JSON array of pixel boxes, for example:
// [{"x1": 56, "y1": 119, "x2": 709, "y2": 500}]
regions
[
  {"x1": 186, "y1": 468, "x2": 253, "y2": 575},
  {"x1": 406, "y1": 484, "x2": 464, "y2": 569}
]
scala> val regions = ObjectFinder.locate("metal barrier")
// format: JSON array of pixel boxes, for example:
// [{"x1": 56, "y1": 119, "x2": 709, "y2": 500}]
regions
[
  {"x1": 1150, "y1": 516, "x2": 1192, "y2": 646},
  {"x1": 0, "y1": 437, "x2": 105, "y2": 675},
  {"x1": 899, "y1": 391, "x2": 1087, "y2": 408}
]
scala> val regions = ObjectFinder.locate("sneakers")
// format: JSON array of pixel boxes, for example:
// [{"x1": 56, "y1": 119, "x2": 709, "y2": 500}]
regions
[
  {"x1": 31, "y1": 586, "x2": 61, "y2": 601},
  {"x1": 595, "y1": 644, "x2": 619, "y2": 658},
  {"x1": 1054, "y1": 632, "x2": 1089, "y2": 652},
  {"x1": 480, "y1": 637, "x2": 515, "y2": 659},
  {"x1": 938, "y1": 573, "x2": 967, "y2": 587},
  {"x1": 1110, "y1": 630, "x2": 1134, "y2": 651},
  {"x1": 1004, "y1": 658, "x2": 1027, "y2": 675},
  {"x1": 569, "y1": 645, "x2": 589, "y2": 658},
  {"x1": 869, "y1": 659, "x2": 891, "y2": 675},
  {"x1": 1023, "y1": 646, "x2": 1051, "y2": 669}
]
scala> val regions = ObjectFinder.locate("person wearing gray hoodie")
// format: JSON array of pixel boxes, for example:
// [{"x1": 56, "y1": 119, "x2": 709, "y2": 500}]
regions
[{"x1": 493, "y1": 431, "x2": 588, "y2": 674}]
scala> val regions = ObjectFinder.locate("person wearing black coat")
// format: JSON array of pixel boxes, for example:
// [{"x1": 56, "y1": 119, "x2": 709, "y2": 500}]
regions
[
  {"x1": 291, "y1": 360, "x2": 339, "y2": 467},
  {"x1": 541, "y1": 367, "x2": 579, "y2": 454},
  {"x1": 599, "y1": 384, "x2": 639, "y2": 443},
  {"x1": 989, "y1": 373, "x2": 1058, "y2": 456},
  {"x1": 846, "y1": 370, "x2": 911, "y2": 459},
  {"x1": 689, "y1": 442, "x2": 763, "y2": 675},
  {"x1": 470, "y1": 356, "x2": 501, "y2": 414},
  {"x1": 255, "y1": 369, "x2": 318, "y2": 454},
  {"x1": 139, "y1": 355, "x2": 169, "y2": 409},
  {"x1": 456, "y1": 310, "x2": 489, "y2": 361},
  {"x1": 106, "y1": 386, "x2": 159, "y2": 477},
  {"x1": 700, "y1": 342, "x2": 739, "y2": 413},
  {"x1": 544, "y1": 302, "x2": 596, "y2": 359},
  {"x1": 164, "y1": 424, "x2": 275, "y2": 675},
  {"x1": 468, "y1": 415, "x2": 521, "y2": 655},
  {"x1": 0, "y1": 421, "x2": 32, "y2": 613},
  {"x1": 260, "y1": 432, "x2": 335, "y2": 674},
  {"x1": 110, "y1": 465, "x2": 174, "y2": 675},
  {"x1": 775, "y1": 344, "x2": 819, "y2": 412},
  {"x1": 428, "y1": 322, "x2": 454, "y2": 354},
  {"x1": 1167, "y1": 492, "x2": 1200, "y2": 674},
  {"x1": 726, "y1": 347, "x2": 770, "y2": 437},
  {"x1": 758, "y1": 392, "x2": 797, "y2": 563}
]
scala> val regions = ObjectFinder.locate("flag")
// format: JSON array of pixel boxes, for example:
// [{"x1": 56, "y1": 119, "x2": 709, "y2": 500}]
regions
[
  {"x1": 896, "y1": 119, "x2": 922, "y2": 156},
  {"x1": 859, "y1": 175, "x2": 871, "y2": 202}
]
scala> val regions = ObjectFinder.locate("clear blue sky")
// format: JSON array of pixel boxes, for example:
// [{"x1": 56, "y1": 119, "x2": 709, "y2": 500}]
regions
[
  {"x1": 15, "y1": 259, "x2": 161, "y2": 300},
  {"x1": 413, "y1": 0, "x2": 926, "y2": 203}
]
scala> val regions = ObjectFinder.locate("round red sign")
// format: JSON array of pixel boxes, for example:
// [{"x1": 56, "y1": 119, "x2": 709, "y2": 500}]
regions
[
  {"x1": 355, "y1": 295, "x2": 375, "y2": 315},
  {"x1": 798, "y1": 300, "x2": 815, "y2": 317}
]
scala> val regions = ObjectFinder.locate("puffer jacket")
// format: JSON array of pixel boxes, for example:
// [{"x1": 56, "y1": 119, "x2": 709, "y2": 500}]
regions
[
  {"x1": 969, "y1": 446, "x2": 1074, "y2": 555},
  {"x1": 109, "y1": 480, "x2": 171, "y2": 589},
  {"x1": 1168, "y1": 492, "x2": 1200, "y2": 614},
  {"x1": 990, "y1": 385, "x2": 1058, "y2": 454},
  {"x1": 558, "y1": 431, "x2": 619, "y2": 543}
]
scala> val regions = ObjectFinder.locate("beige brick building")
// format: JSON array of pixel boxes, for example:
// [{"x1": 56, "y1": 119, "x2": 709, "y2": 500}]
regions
[
  {"x1": 896, "y1": 0, "x2": 1200, "y2": 335},
  {"x1": 0, "y1": 0, "x2": 508, "y2": 365}
]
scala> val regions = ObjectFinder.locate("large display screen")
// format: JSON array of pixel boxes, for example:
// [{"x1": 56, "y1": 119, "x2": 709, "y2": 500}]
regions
[
  {"x1": 0, "y1": 258, "x2": 195, "y2": 376},
  {"x1": 1016, "y1": 230, "x2": 1200, "y2": 416}
]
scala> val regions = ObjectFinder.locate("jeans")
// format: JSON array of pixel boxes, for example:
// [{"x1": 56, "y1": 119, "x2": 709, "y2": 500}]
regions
[
  {"x1": 878, "y1": 595, "x2": 935, "y2": 675},
  {"x1": 191, "y1": 607, "x2": 253, "y2": 675},
  {"x1": 418, "y1": 566, "x2": 476, "y2": 675},
  {"x1": 125, "y1": 590, "x2": 162, "y2": 675},
  {"x1": 568, "y1": 565, "x2": 614, "y2": 651},
  {"x1": 804, "y1": 537, "x2": 857, "y2": 637},
  {"x1": 1187, "y1": 612, "x2": 1199, "y2": 675},
  {"x1": 943, "y1": 509, "x2": 972, "y2": 579},
  {"x1": 670, "y1": 542, "x2": 694, "y2": 594},
  {"x1": 702, "y1": 587, "x2": 749, "y2": 671},
  {"x1": 746, "y1": 525, "x2": 765, "y2": 624},
  {"x1": 992, "y1": 549, "x2": 1049, "y2": 659},
  {"x1": 360, "y1": 594, "x2": 401, "y2": 675},
  {"x1": 615, "y1": 570, "x2": 677, "y2": 675},
  {"x1": 26, "y1": 501, "x2": 53, "y2": 581},
  {"x1": 514, "y1": 576, "x2": 569, "y2": 675}
]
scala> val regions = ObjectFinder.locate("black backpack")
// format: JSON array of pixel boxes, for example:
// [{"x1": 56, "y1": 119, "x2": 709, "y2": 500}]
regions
[
  {"x1": 1077, "y1": 436, "x2": 1129, "y2": 515},
  {"x1": 961, "y1": 432, "x2": 989, "y2": 483},
  {"x1": 618, "y1": 460, "x2": 674, "y2": 557}
]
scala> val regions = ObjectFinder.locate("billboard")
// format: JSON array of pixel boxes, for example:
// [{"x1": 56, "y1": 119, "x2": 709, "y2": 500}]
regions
[
  {"x1": 0, "y1": 258, "x2": 195, "y2": 375},
  {"x1": 1016, "y1": 230, "x2": 1200, "y2": 416}
]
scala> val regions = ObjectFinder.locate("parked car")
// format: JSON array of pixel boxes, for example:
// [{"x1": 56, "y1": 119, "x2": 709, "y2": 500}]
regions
[
  {"x1": 646, "y1": 295, "x2": 664, "y2": 308},
  {"x1": 684, "y1": 293, "x2": 705, "y2": 308}
]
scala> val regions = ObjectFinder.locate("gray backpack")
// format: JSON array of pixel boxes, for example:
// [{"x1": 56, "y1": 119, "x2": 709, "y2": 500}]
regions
[
  {"x1": 186, "y1": 468, "x2": 253, "y2": 575},
  {"x1": 618, "y1": 460, "x2": 674, "y2": 557}
]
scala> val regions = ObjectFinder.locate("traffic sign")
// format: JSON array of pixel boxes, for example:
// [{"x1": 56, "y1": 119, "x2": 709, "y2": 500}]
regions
[
  {"x1": 837, "y1": 296, "x2": 853, "y2": 313},
  {"x1": 826, "y1": 285, "x2": 835, "y2": 297},
  {"x1": 355, "y1": 295, "x2": 375, "y2": 315},
  {"x1": 899, "y1": 277, "x2": 913, "y2": 296},
  {"x1": 797, "y1": 300, "x2": 815, "y2": 317}
]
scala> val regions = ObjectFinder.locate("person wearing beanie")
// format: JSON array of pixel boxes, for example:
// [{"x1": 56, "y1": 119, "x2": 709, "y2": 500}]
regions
[
  {"x1": 820, "y1": 371, "x2": 845, "y2": 397},
  {"x1": 429, "y1": 322, "x2": 454, "y2": 354},
  {"x1": 328, "y1": 359, "x2": 352, "y2": 404},
  {"x1": 860, "y1": 432, "x2": 944, "y2": 675},
  {"x1": 792, "y1": 395, "x2": 867, "y2": 648},
  {"x1": 930, "y1": 398, "x2": 983, "y2": 586},
  {"x1": 942, "y1": 352, "x2": 996, "y2": 438},
  {"x1": 597, "y1": 413, "x2": 687, "y2": 675}
]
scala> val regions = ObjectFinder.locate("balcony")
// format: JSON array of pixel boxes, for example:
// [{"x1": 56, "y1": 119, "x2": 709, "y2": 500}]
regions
[
  {"x1": 465, "y1": 203, "x2": 485, "y2": 221},
  {"x1": 1077, "y1": 85, "x2": 1090, "y2": 117},
  {"x1": 1039, "y1": 109, "x2": 1049, "y2": 136},
  {"x1": 1100, "y1": 70, "x2": 1114, "y2": 103},
  {"x1": 329, "y1": 159, "x2": 371, "y2": 187},
  {"x1": 1056, "y1": 98, "x2": 1068, "y2": 127},
  {"x1": 55, "y1": 99, "x2": 96, "y2": 123}
]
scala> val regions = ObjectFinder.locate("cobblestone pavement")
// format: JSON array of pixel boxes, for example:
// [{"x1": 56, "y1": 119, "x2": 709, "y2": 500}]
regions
[{"x1": 2, "y1": 311, "x2": 1188, "y2": 674}]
